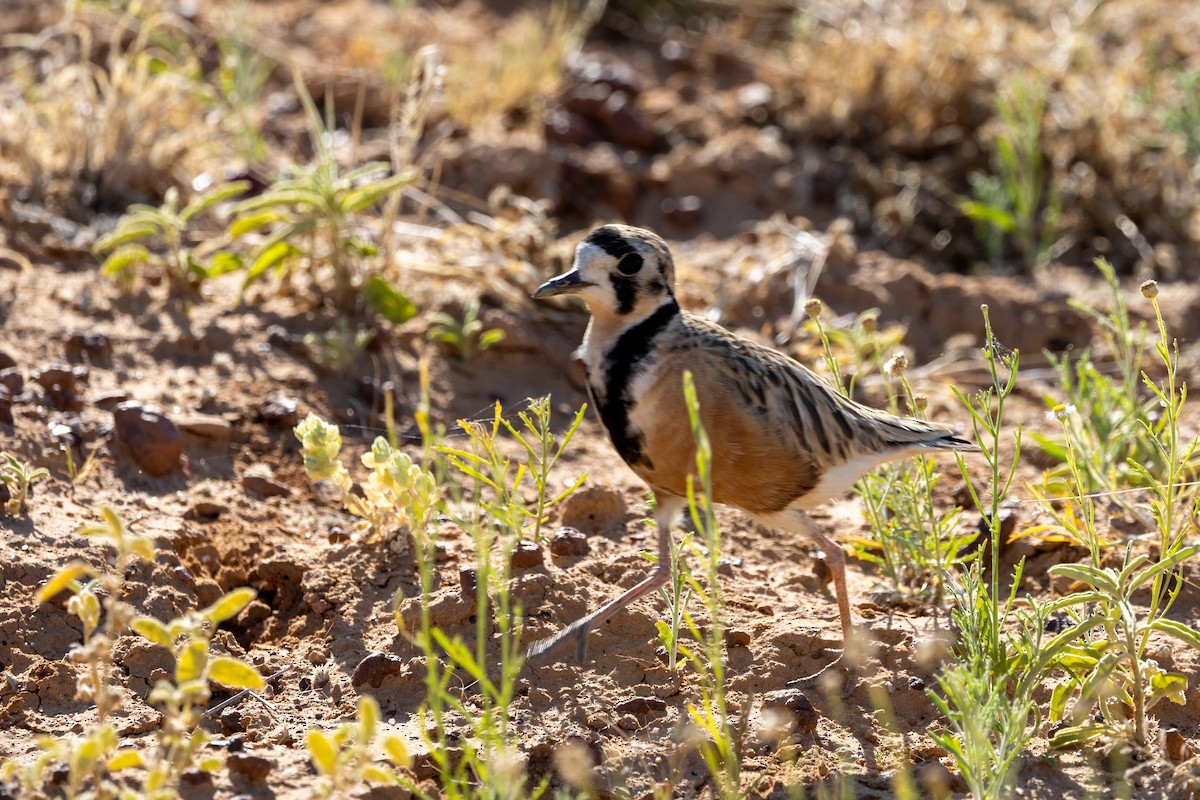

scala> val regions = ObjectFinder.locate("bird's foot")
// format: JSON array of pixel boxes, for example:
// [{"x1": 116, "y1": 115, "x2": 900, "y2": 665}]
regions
[{"x1": 524, "y1": 618, "x2": 593, "y2": 664}]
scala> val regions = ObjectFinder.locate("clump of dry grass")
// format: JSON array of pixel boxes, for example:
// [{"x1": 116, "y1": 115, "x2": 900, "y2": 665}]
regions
[{"x1": 0, "y1": 5, "x2": 227, "y2": 212}]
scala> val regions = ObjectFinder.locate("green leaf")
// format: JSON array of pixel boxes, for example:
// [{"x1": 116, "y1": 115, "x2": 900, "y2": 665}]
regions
[
  {"x1": 959, "y1": 199, "x2": 1016, "y2": 232},
  {"x1": 93, "y1": 223, "x2": 160, "y2": 254},
  {"x1": 342, "y1": 173, "x2": 409, "y2": 214},
  {"x1": 229, "y1": 209, "x2": 286, "y2": 238},
  {"x1": 1050, "y1": 723, "x2": 1108, "y2": 749},
  {"x1": 206, "y1": 250, "x2": 245, "y2": 278},
  {"x1": 100, "y1": 245, "x2": 153, "y2": 276},
  {"x1": 243, "y1": 241, "x2": 297, "y2": 288},
  {"x1": 1148, "y1": 670, "x2": 1187, "y2": 705},
  {"x1": 1148, "y1": 618, "x2": 1200, "y2": 651},
  {"x1": 1048, "y1": 563, "x2": 1120, "y2": 596},
  {"x1": 382, "y1": 735, "x2": 410, "y2": 767},
  {"x1": 181, "y1": 181, "x2": 251, "y2": 222},
  {"x1": 208, "y1": 657, "x2": 265, "y2": 689},
  {"x1": 1029, "y1": 432, "x2": 1069, "y2": 462},
  {"x1": 108, "y1": 749, "x2": 145, "y2": 771},
  {"x1": 363, "y1": 274, "x2": 417, "y2": 324},
  {"x1": 357, "y1": 696, "x2": 379, "y2": 741},
  {"x1": 177, "y1": 641, "x2": 209, "y2": 683},
  {"x1": 133, "y1": 617, "x2": 174, "y2": 648},
  {"x1": 1129, "y1": 544, "x2": 1200, "y2": 592},
  {"x1": 36, "y1": 563, "x2": 88, "y2": 604},
  {"x1": 307, "y1": 730, "x2": 337, "y2": 775},
  {"x1": 202, "y1": 587, "x2": 257, "y2": 624}
]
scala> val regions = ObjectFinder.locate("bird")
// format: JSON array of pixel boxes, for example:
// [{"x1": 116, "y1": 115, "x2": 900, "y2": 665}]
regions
[{"x1": 528, "y1": 223, "x2": 976, "y2": 666}]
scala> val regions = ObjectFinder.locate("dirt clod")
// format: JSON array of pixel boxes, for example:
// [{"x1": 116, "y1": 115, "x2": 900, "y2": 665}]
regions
[
  {"x1": 913, "y1": 759, "x2": 968, "y2": 798},
  {"x1": 176, "y1": 413, "x2": 233, "y2": 443},
  {"x1": 1165, "y1": 728, "x2": 1191, "y2": 762},
  {"x1": 0, "y1": 368, "x2": 22, "y2": 394},
  {"x1": 560, "y1": 486, "x2": 625, "y2": 533},
  {"x1": 724, "y1": 628, "x2": 752, "y2": 647},
  {"x1": 112, "y1": 402, "x2": 182, "y2": 476}
]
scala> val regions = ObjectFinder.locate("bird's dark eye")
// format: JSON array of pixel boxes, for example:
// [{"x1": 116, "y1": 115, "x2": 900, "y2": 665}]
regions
[{"x1": 617, "y1": 253, "x2": 643, "y2": 276}]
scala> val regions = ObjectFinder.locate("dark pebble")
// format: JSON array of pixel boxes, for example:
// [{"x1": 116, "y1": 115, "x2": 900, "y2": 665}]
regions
[
  {"x1": 241, "y1": 474, "x2": 291, "y2": 497},
  {"x1": 64, "y1": 331, "x2": 113, "y2": 363},
  {"x1": 510, "y1": 540, "x2": 544, "y2": 569},
  {"x1": 762, "y1": 688, "x2": 819, "y2": 734},
  {"x1": 614, "y1": 696, "x2": 667, "y2": 716},
  {"x1": 258, "y1": 392, "x2": 299, "y2": 427},
  {"x1": 549, "y1": 527, "x2": 589, "y2": 557},
  {"x1": 351, "y1": 652, "x2": 406, "y2": 689},
  {"x1": 112, "y1": 402, "x2": 182, "y2": 476},
  {"x1": 0, "y1": 368, "x2": 22, "y2": 394},
  {"x1": 184, "y1": 502, "x2": 228, "y2": 522},
  {"x1": 226, "y1": 754, "x2": 273, "y2": 782},
  {"x1": 913, "y1": 759, "x2": 968, "y2": 798},
  {"x1": 0, "y1": 350, "x2": 14, "y2": 370},
  {"x1": 460, "y1": 566, "x2": 478, "y2": 600}
]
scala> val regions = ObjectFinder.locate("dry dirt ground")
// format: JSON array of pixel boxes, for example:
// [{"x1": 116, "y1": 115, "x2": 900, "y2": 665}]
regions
[
  {"x1": 3, "y1": 1, "x2": 1200, "y2": 799},
  {"x1": 3, "y1": 232, "x2": 1200, "y2": 799}
]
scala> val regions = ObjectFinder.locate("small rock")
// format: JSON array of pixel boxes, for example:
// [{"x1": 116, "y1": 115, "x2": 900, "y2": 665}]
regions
[
  {"x1": 0, "y1": 368, "x2": 22, "y2": 394},
  {"x1": 351, "y1": 652, "x2": 406, "y2": 689},
  {"x1": 241, "y1": 474, "x2": 291, "y2": 498},
  {"x1": 549, "y1": 527, "x2": 589, "y2": 557},
  {"x1": 0, "y1": 389, "x2": 12, "y2": 426},
  {"x1": 175, "y1": 413, "x2": 232, "y2": 443},
  {"x1": 0, "y1": 350, "x2": 14, "y2": 370},
  {"x1": 459, "y1": 567, "x2": 478, "y2": 600},
  {"x1": 184, "y1": 502, "x2": 228, "y2": 522},
  {"x1": 614, "y1": 696, "x2": 667, "y2": 716},
  {"x1": 762, "y1": 688, "x2": 819, "y2": 734},
  {"x1": 181, "y1": 769, "x2": 213, "y2": 785},
  {"x1": 724, "y1": 628, "x2": 752, "y2": 648},
  {"x1": 91, "y1": 390, "x2": 129, "y2": 410},
  {"x1": 219, "y1": 707, "x2": 246, "y2": 734},
  {"x1": 112, "y1": 402, "x2": 182, "y2": 476},
  {"x1": 908, "y1": 676, "x2": 926, "y2": 691},
  {"x1": 226, "y1": 754, "x2": 273, "y2": 782},
  {"x1": 33, "y1": 363, "x2": 85, "y2": 392},
  {"x1": 912, "y1": 760, "x2": 968, "y2": 798},
  {"x1": 510, "y1": 540, "x2": 544, "y2": 569},
  {"x1": 258, "y1": 392, "x2": 299, "y2": 428},
  {"x1": 1165, "y1": 728, "x2": 1191, "y2": 762},
  {"x1": 735, "y1": 82, "x2": 774, "y2": 119},
  {"x1": 265, "y1": 326, "x2": 307, "y2": 357},
  {"x1": 64, "y1": 331, "x2": 113, "y2": 363},
  {"x1": 616, "y1": 714, "x2": 641, "y2": 731}
]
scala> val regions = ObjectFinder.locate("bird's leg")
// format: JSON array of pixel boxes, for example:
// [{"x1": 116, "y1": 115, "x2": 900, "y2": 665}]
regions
[{"x1": 526, "y1": 495, "x2": 685, "y2": 663}]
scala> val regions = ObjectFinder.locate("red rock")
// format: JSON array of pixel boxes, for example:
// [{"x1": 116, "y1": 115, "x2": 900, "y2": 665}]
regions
[{"x1": 113, "y1": 402, "x2": 182, "y2": 476}]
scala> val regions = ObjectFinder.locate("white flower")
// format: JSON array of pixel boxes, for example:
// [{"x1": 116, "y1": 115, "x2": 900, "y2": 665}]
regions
[{"x1": 1046, "y1": 403, "x2": 1076, "y2": 421}]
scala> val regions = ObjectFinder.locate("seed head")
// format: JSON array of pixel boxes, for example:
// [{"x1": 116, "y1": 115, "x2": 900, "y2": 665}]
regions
[
  {"x1": 859, "y1": 309, "x2": 879, "y2": 335},
  {"x1": 804, "y1": 298, "x2": 823, "y2": 319},
  {"x1": 1140, "y1": 280, "x2": 1159, "y2": 299},
  {"x1": 912, "y1": 394, "x2": 929, "y2": 413},
  {"x1": 885, "y1": 352, "x2": 909, "y2": 376}
]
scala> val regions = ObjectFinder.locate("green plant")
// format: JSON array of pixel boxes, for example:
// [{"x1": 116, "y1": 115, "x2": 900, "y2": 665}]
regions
[
  {"x1": 1040, "y1": 280, "x2": 1200, "y2": 749},
  {"x1": 307, "y1": 696, "x2": 415, "y2": 798},
  {"x1": 961, "y1": 74, "x2": 1061, "y2": 270},
  {"x1": 294, "y1": 412, "x2": 439, "y2": 548},
  {"x1": 927, "y1": 306, "x2": 1041, "y2": 799},
  {"x1": 92, "y1": 181, "x2": 249, "y2": 298},
  {"x1": 1164, "y1": 68, "x2": 1200, "y2": 177},
  {"x1": 427, "y1": 300, "x2": 507, "y2": 362},
  {"x1": 675, "y1": 371, "x2": 743, "y2": 800},
  {"x1": 303, "y1": 323, "x2": 374, "y2": 373},
  {"x1": 230, "y1": 73, "x2": 413, "y2": 311},
  {"x1": 1030, "y1": 259, "x2": 1197, "y2": 498},
  {"x1": 1, "y1": 452, "x2": 50, "y2": 516},
  {"x1": 214, "y1": 4, "x2": 273, "y2": 163},
  {"x1": 651, "y1": 514, "x2": 695, "y2": 689},
  {"x1": 440, "y1": 397, "x2": 586, "y2": 543},
  {"x1": 849, "y1": 327, "x2": 974, "y2": 604}
]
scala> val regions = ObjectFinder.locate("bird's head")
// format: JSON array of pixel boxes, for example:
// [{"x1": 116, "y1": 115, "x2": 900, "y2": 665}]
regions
[{"x1": 533, "y1": 224, "x2": 677, "y2": 319}]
